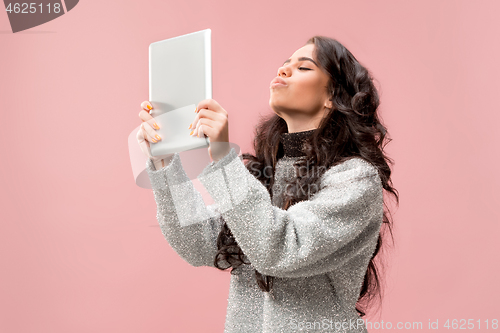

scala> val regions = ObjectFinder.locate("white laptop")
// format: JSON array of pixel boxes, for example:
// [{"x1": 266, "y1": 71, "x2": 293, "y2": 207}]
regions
[{"x1": 148, "y1": 29, "x2": 212, "y2": 156}]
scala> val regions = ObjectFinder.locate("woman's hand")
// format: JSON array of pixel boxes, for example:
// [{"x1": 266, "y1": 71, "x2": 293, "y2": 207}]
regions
[
  {"x1": 190, "y1": 99, "x2": 231, "y2": 162},
  {"x1": 136, "y1": 101, "x2": 174, "y2": 170}
]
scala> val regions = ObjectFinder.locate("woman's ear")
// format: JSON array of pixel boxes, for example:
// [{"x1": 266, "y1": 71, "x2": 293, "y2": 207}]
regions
[{"x1": 325, "y1": 97, "x2": 333, "y2": 109}]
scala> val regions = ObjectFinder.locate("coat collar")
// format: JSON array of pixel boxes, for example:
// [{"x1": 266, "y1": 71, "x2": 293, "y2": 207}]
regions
[{"x1": 279, "y1": 129, "x2": 315, "y2": 158}]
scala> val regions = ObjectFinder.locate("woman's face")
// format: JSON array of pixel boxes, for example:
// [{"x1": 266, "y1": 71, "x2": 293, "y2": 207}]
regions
[{"x1": 269, "y1": 43, "x2": 332, "y2": 128}]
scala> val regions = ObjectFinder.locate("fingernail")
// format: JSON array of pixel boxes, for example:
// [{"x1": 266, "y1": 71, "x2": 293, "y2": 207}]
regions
[
  {"x1": 147, "y1": 104, "x2": 152, "y2": 110},
  {"x1": 189, "y1": 130, "x2": 194, "y2": 136},
  {"x1": 194, "y1": 107, "x2": 197, "y2": 113},
  {"x1": 188, "y1": 123, "x2": 192, "y2": 129},
  {"x1": 155, "y1": 135, "x2": 161, "y2": 141},
  {"x1": 154, "y1": 123, "x2": 160, "y2": 130}
]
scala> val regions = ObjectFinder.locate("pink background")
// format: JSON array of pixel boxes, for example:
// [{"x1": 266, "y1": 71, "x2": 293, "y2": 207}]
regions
[{"x1": 1, "y1": 0, "x2": 499, "y2": 332}]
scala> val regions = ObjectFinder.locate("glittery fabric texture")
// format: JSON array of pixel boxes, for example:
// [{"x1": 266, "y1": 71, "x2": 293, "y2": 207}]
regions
[
  {"x1": 146, "y1": 130, "x2": 384, "y2": 333},
  {"x1": 280, "y1": 128, "x2": 315, "y2": 157}
]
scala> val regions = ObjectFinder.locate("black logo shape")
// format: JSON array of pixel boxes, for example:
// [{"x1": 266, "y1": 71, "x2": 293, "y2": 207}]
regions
[{"x1": 4, "y1": 0, "x2": 79, "y2": 33}]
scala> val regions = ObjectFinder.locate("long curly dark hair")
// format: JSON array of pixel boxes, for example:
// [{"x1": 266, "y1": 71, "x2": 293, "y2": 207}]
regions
[{"x1": 212, "y1": 35, "x2": 399, "y2": 317}]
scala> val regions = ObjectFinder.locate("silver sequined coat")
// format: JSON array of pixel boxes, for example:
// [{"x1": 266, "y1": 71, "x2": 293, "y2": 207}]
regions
[{"x1": 146, "y1": 145, "x2": 383, "y2": 333}]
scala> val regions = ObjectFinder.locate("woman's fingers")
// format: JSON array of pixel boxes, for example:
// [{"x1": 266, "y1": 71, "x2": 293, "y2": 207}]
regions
[
  {"x1": 190, "y1": 110, "x2": 201, "y2": 136},
  {"x1": 136, "y1": 100, "x2": 171, "y2": 162},
  {"x1": 191, "y1": 100, "x2": 229, "y2": 144},
  {"x1": 190, "y1": 108, "x2": 221, "y2": 136},
  {"x1": 139, "y1": 127, "x2": 154, "y2": 159},
  {"x1": 196, "y1": 99, "x2": 227, "y2": 117},
  {"x1": 191, "y1": 98, "x2": 227, "y2": 133},
  {"x1": 136, "y1": 127, "x2": 154, "y2": 160},
  {"x1": 141, "y1": 121, "x2": 161, "y2": 143},
  {"x1": 192, "y1": 117, "x2": 216, "y2": 138},
  {"x1": 191, "y1": 108, "x2": 209, "y2": 129},
  {"x1": 138, "y1": 101, "x2": 160, "y2": 130},
  {"x1": 138, "y1": 109, "x2": 160, "y2": 130},
  {"x1": 190, "y1": 109, "x2": 203, "y2": 136},
  {"x1": 141, "y1": 101, "x2": 153, "y2": 113}
]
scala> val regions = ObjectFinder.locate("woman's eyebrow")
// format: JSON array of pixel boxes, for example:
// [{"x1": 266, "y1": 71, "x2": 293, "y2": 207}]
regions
[{"x1": 282, "y1": 57, "x2": 318, "y2": 67}]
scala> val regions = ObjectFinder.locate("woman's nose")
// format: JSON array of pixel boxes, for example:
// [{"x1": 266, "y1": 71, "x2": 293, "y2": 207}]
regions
[{"x1": 277, "y1": 65, "x2": 290, "y2": 77}]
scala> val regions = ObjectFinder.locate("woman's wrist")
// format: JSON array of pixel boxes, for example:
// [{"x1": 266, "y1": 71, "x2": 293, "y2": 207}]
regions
[
  {"x1": 210, "y1": 142, "x2": 232, "y2": 163},
  {"x1": 152, "y1": 159, "x2": 163, "y2": 171},
  {"x1": 152, "y1": 154, "x2": 174, "y2": 171}
]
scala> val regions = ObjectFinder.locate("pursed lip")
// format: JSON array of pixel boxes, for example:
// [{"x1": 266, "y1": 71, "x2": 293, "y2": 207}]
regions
[{"x1": 270, "y1": 77, "x2": 288, "y2": 88}]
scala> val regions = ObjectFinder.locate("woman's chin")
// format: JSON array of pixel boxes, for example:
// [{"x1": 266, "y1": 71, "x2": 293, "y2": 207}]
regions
[{"x1": 269, "y1": 96, "x2": 286, "y2": 109}]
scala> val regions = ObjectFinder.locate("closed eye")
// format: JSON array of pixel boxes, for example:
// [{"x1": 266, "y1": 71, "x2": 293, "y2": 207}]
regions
[{"x1": 299, "y1": 67, "x2": 311, "y2": 70}]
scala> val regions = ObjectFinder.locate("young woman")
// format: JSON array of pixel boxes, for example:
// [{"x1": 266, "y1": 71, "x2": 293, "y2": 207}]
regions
[{"x1": 136, "y1": 35, "x2": 398, "y2": 333}]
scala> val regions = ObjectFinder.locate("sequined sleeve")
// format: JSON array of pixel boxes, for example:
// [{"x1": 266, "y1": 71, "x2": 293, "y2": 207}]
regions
[
  {"x1": 197, "y1": 148, "x2": 384, "y2": 278},
  {"x1": 145, "y1": 154, "x2": 224, "y2": 268}
]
